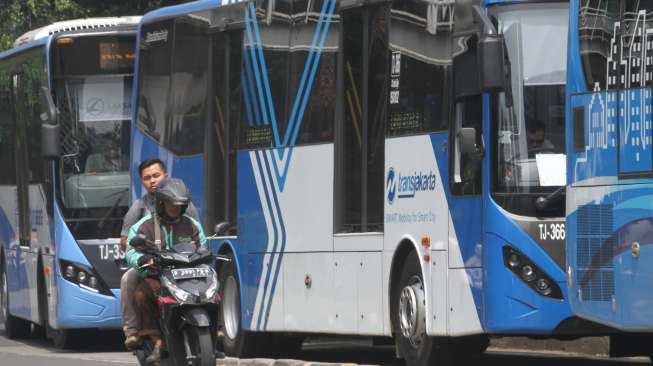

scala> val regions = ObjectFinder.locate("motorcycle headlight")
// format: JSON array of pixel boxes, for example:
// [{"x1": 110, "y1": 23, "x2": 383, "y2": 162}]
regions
[
  {"x1": 203, "y1": 272, "x2": 219, "y2": 301},
  {"x1": 162, "y1": 276, "x2": 192, "y2": 304}
]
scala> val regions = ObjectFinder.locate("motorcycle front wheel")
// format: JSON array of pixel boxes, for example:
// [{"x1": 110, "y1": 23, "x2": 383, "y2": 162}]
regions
[{"x1": 173, "y1": 326, "x2": 214, "y2": 366}]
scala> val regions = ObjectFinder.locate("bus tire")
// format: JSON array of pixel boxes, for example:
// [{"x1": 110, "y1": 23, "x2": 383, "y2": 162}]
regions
[
  {"x1": 1, "y1": 267, "x2": 31, "y2": 339},
  {"x1": 454, "y1": 334, "x2": 489, "y2": 355},
  {"x1": 51, "y1": 328, "x2": 79, "y2": 349},
  {"x1": 391, "y1": 253, "x2": 452, "y2": 366},
  {"x1": 218, "y1": 252, "x2": 260, "y2": 357},
  {"x1": 269, "y1": 334, "x2": 303, "y2": 358},
  {"x1": 33, "y1": 262, "x2": 48, "y2": 339}
]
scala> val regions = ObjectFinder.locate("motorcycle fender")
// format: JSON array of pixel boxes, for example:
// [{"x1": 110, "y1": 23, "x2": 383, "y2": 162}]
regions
[{"x1": 182, "y1": 307, "x2": 211, "y2": 327}]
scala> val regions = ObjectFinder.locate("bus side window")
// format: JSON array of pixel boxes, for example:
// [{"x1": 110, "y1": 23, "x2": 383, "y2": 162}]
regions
[
  {"x1": 578, "y1": 0, "x2": 620, "y2": 91},
  {"x1": 451, "y1": 35, "x2": 482, "y2": 196},
  {"x1": 136, "y1": 20, "x2": 174, "y2": 143},
  {"x1": 387, "y1": 0, "x2": 450, "y2": 137},
  {"x1": 336, "y1": 5, "x2": 388, "y2": 233},
  {"x1": 289, "y1": 0, "x2": 338, "y2": 145},
  {"x1": 0, "y1": 68, "x2": 17, "y2": 188},
  {"x1": 168, "y1": 16, "x2": 209, "y2": 156},
  {"x1": 206, "y1": 31, "x2": 240, "y2": 236}
]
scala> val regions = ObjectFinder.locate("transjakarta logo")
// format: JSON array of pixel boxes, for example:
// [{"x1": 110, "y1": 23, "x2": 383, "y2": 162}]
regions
[{"x1": 386, "y1": 167, "x2": 436, "y2": 205}]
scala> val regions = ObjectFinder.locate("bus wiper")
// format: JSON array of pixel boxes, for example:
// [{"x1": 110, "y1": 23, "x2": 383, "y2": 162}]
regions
[
  {"x1": 98, "y1": 188, "x2": 128, "y2": 230},
  {"x1": 535, "y1": 186, "x2": 565, "y2": 211}
]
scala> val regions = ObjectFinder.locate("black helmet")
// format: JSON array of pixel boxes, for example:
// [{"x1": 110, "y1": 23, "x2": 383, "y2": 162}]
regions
[{"x1": 155, "y1": 178, "x2": 191, "y2": 223}]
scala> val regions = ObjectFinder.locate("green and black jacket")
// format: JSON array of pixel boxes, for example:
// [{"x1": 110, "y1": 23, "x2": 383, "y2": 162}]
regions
[{"x1": 126, "y1": 213, "x2": 207, "y2": 271}]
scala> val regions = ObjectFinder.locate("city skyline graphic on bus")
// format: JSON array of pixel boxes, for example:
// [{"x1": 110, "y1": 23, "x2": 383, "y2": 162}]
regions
[{"x1": 580, "y1": 4, "x2": 653, "y2": 175}]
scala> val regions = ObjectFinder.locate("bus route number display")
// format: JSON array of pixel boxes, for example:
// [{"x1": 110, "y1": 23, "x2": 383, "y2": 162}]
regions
[{"x1": 100, "y1": 42, "x2": 135, "y2": 71}]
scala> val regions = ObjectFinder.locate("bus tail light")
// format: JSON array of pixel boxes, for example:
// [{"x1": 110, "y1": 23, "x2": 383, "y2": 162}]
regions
[{"x1": 502, "y1": 246, "x2": 562, "y2": 299}]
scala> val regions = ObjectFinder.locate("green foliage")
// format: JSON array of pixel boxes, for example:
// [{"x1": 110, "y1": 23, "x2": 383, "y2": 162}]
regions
[{"x1": 0, "y1": 0, "x2": 195, "y2": 52}]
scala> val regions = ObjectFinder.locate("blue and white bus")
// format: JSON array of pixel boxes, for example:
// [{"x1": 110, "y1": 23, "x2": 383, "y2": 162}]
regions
[
  {"x1": 131, "y1": 0, "x2": 573, "y2": 364},
  {"x1": 0, "y1": 17, "x2": 140, "y2": 348},
  {"x1": 566, "y1": 0, "x2": 653, "y2": 359}
]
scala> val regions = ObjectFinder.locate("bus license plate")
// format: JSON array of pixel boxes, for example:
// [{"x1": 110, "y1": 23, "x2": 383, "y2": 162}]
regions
[{"x1": 171, "y1": 267, "x2": 211, "y2": 280}]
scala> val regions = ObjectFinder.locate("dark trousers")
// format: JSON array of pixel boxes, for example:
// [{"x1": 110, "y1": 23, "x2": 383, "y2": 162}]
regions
[{"x1": 133, "y1": 277, "x2": 161, "y2": 337}]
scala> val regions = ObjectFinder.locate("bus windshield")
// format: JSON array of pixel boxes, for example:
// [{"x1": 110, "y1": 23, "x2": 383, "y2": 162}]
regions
[
  {"x1": 52, "y1": 35, "x2": 134, "y2": 238},
  {"x1": 492, "y1": 4, "x2": 568, "y2": 196}
]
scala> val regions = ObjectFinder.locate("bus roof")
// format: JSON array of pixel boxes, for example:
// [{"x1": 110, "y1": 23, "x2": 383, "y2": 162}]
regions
[
  {"x1": 13, "y1": 16, "x2": 142, "y2": 48},
  {"x1": 141, "y1": 0, "x2": 244, "y2": 25},
  {"x1": 0, "y1": 37, "x2": 48, "y2": 62}
]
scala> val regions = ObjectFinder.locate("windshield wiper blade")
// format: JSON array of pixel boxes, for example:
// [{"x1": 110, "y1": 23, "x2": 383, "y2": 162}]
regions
[
  {"x1": 535, "y1": 186, "x2": 565, "y2": 211},
  {"x1": 98, "y1": 188, "x2": 128, "y2": 230}
]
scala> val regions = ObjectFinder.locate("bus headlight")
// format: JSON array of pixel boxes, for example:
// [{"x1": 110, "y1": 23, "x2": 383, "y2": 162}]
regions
[
  {"x1": 502, "y1": 246, "x2": 562, "y2": 300},
  {"x1": 507, "y1": 252, "x2": 520, "y2": 268},
  {"x1": 76, "y1": 271, "x2": 87, "y2": 284},
  {"x1": 65, "y1": 265, "x2": 75, "y2": 279},
  {"x1": 521, "y1": 265, "x2": 535, "y2": 282},
  {"x1": 536, "y1": 278, "x2": 552, "y2": 296},
  {"x1": 59, "y1": 260, "x2": 112, "y2": 296}
]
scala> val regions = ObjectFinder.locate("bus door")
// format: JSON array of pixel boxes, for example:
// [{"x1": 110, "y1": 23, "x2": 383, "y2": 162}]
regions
[
  {"x1": 444, "y1": 34, "x2": 485, "y2": 333},
  {"x1": 13, "y1": 68, "x2": 41, "y2": 322}
]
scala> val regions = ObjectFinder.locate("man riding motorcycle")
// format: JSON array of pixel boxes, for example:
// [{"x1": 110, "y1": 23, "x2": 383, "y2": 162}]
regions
[
  {"x1": 126, "y1": 178, "x2": 206, "y2": 364},
  {"x1": 120, "y1": 158, "x2": 199, "y2": 349}
]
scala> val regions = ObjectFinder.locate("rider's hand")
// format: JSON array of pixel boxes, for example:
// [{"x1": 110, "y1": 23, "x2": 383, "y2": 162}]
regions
[{"x1": 137, "y1": 254, "x2": 154, "y2": 268}]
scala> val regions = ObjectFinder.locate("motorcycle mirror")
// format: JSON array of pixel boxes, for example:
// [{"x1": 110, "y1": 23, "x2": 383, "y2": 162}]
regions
[{"x1": 213, "y1": 222, "x2": 230, "y2": 236}]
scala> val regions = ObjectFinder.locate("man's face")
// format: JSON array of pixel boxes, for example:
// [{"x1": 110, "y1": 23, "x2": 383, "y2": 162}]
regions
[
  {"x1": 163, "y1": 201, "x2": 182, "y2": 219},
  {"x1": 527, "y1": 130, "x2": 545, "y2": 146},
  {"x1": 106, "y1": 146, "x2": 120, "y2": 161},
  {"x1": 141, "y1": 163, "x2": 166, "y2": 194}
]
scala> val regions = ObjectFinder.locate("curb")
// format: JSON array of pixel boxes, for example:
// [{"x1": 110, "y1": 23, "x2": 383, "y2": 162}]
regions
[
  {"x1": 489, "y1": 336, "x2": 610, "y2": 356},
  {"x1": 217, "y1": 360, "x2": 360, "y2": 366},
  {"x1": 216, "y1": 336, "x2": 612, "y2": 365}
]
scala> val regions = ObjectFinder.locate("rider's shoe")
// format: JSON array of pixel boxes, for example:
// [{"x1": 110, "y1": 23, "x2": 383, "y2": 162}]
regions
[
  {"x1": 146, "y1": 346, "x2": 162, "y2": 365},
  {"x1": 124, "y1": 335, "x2": 140, "y2": 349},
  {"x1": 215, "y1": 350, "x2": 226, "y2": 359}
]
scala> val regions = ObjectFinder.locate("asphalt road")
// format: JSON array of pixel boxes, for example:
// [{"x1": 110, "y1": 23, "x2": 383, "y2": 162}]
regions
[{"x1": 0, "y1": 325, "x2": 650, "y2": 366}]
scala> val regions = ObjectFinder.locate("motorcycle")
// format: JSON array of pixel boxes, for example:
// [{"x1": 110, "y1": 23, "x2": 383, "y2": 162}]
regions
[{"x1": 129, "y1": 234, "x2": 230, "y2": 366}]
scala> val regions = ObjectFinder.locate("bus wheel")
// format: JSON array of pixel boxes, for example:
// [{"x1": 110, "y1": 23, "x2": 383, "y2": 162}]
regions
[
  {"x1": 455, "y1": 335, "x2": 489, "y2": 355},
  {"x1": 392, "y1": 254, "x2": 451, "y2": 366},
  {"x1": 218, "y1": 252, "x2": 260, "y2": 357},
  {"x1": 1, "y1": 268, "x2": 30, "y2": 339},
  {"x1": 51, "y1": 328, "x2": 78, "y2": 349}
]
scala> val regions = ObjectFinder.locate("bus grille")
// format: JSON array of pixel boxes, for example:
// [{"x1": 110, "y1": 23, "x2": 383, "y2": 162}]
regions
[{"x1": 576, "y1": 204, "x2": 614, "y2": 302}]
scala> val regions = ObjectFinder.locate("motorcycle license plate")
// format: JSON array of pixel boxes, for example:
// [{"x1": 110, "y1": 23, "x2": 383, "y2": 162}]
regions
[{"x1": 171, "y1": 267, "x2": 212, "y2": 280}]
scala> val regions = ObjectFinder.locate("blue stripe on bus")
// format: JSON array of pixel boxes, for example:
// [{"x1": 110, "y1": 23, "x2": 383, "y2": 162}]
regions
[
  {"x1": 249, "y1": 1, "x2": 280, "y2": 144},
  {"x1": 290, "y1": 0, "x2": 337, "y2": 146},
  {"x1": 253, "y1": 151, "x2": 280, "y2": 330},
  {"x1": 245, "y1": 5, "x2": 271, "y2": 127},
  {"x1": 270, "y1": 147, "x2": 294, "y2": 193},
  {"x1": 241, "y1": 72, "x2": 255, "y2": 126},
  {"x1": 283, "y1": 0, "x2": 331, "y2": 147},
  {"x1": 260, "y1": 149, "x2": 287, "y2": 330},
  {"x1": 272, "y1": 0, "x2": 336, "y2": 192},
  {"x1": 243, "y1": 50, "x2": 261, "y2": 126}
]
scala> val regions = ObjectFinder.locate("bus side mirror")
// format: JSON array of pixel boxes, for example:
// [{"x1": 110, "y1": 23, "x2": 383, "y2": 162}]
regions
[
  {"x1": 472, "y1": 5, "x2": 506, "y2": 93},
  {"x1": 39, "y1": 86, "x2": 58, "y2": 124},
  {"x1": 458, "y1": 127, "x2": 482, "y2": 156},
  {"x1": 478, "y1": 34, "x2": 506, "y2": 93},
  {"x1": 40, "y1": 86, "x2": 60, "y2": 159}
]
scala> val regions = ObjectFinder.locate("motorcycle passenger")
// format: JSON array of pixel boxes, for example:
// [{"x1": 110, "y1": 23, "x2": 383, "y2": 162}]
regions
[
  {"x1": 125, "y1": 178, "x2": 207, "y2": 364},
  {"x1": 120, "y1": 158, "x2": 199, "y2": 350}
]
